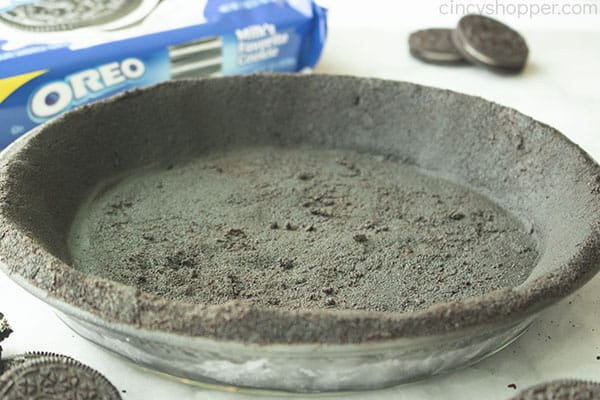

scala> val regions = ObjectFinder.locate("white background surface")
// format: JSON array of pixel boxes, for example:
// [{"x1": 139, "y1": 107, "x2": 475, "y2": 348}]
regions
[{"x1": 2, "y1": 2, "x2": 600, "y2": 399}]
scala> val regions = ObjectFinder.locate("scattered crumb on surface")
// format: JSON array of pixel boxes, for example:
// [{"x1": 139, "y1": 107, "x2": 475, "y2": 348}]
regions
[{"x1": 69, "y1": 146, "x2": 537, "y2": 313}]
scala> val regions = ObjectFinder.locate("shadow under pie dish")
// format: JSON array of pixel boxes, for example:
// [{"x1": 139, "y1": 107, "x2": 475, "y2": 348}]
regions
[{"x1": 0, "y1": 74, "x2": 599, "y2": 392}]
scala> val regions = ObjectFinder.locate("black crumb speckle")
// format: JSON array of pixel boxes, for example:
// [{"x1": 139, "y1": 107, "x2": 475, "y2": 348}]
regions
[
  {"x1": 353, "y1": 234, "x2": 368, "y2": 243},
  {"x1": 70, "y1": 147, "x2": 538, "y2": 313}
]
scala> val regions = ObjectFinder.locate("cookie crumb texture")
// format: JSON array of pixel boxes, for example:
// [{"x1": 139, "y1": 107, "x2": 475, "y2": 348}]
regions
[
  {"x1": 510, "y1": 380, "x2": 600, "y2": 400},
  {"x1": 0, "y1": 313, "x2": 10, "y2": 337},
  {"x1": 69, "y1": 146, "x2": 537, "y2": 313}
]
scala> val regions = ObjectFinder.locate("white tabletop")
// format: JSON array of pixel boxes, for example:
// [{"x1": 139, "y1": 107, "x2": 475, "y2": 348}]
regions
[{"x1": 2, "y1": 6, "x2": 600, "y2": 400}]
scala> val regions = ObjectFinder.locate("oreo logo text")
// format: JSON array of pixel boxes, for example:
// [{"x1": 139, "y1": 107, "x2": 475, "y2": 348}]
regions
[{"x1": 29, "y1": 58, "x2": 145, "y2": 119}]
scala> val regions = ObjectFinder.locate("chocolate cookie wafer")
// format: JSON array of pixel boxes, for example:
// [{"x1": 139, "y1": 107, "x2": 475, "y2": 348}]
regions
[
  {"x1": 0, "y1": 351, "x2": 76, "y2": 375},
  {"x1": 452, "y1": 14, "x2": 529, "y2": 73},
  {"x1": 0, "y1": 0, "x2": 144, "y2": 32},
  {"x1": 409, "y1": 28, "x2": 467, "y2": 65},
  {"x1": 0, "y1": 353, "x2": 122, "y2": 400}
]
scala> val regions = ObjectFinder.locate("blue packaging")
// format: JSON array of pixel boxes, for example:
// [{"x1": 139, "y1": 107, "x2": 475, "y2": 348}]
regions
[{"x1": 0, "y1": 0, "x2": 327, "y2": 149}]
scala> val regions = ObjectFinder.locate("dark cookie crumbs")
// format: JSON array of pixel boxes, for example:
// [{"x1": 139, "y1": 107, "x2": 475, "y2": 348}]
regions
[{"x1": 69, "y1": 146, "x2": 537, "y2": 313}]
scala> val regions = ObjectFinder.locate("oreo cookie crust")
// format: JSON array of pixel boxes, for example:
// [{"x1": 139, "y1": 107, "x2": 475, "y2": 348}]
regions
[
  {"x1": 0, "y1": 354, "x2": 121, "y2": 399},
  {"x1": 408, "y1": 28, "x2": 467, "y2": 65},
  {"x1": 510, "y1": 380, "x2": 600, "y2": 400},
  {"x1": 452, "y1": 14, "x2": 529, "y2": 72},
  {"x1": 0, "y1": 0, "x2": 143, "y2": 32},
  {"x1": 2, "y1": 75, "x2": 600, "y2": 391}
]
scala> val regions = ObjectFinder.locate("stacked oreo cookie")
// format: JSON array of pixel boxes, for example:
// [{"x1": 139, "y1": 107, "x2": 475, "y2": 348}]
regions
[{"x1": 409, "y1": 15, "x2": 529, "y2": 74}]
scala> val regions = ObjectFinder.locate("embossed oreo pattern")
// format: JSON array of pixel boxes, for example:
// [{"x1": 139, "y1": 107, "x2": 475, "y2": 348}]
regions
[
  {"x1": 453, "y1": 14, "x2": 529, "y2": 71},
  {"x1": 0, "y1": 354, "x2": 122, "y2": 400},
  {"x1": 0, "y1": 0, "x2": 143, "y2": 31}
]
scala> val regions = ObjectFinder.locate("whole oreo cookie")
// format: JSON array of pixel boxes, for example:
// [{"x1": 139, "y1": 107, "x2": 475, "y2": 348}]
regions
[
  {"x1": 0, "y1": 0, "x2": 143, "y2": 32},
  {"x1": 408, "y1": 28, "x2": 467, "y2": 65},
  {"x1": 510, "y1": 380, "x2": 600, "y2": 400},
  {"x1": 452, "y1": 14, "x2": 529, "y2": 72},
  {"x1": 0, "y1": 353, "x2": 122, "y2": 400}
]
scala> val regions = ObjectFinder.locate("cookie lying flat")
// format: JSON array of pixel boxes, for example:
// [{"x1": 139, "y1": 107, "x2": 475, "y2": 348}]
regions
[
  {"x1": 0, "y1": 352, "x2": 122, "y2": 400},
  {"x1": 0, "y1": 0, "x2": 143, "y2": 31}
]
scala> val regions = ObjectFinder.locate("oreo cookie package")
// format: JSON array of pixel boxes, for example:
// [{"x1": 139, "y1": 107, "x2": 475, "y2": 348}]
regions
[{"x1": 0, "y1": 0, "x2": 327, "y2": 149}]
